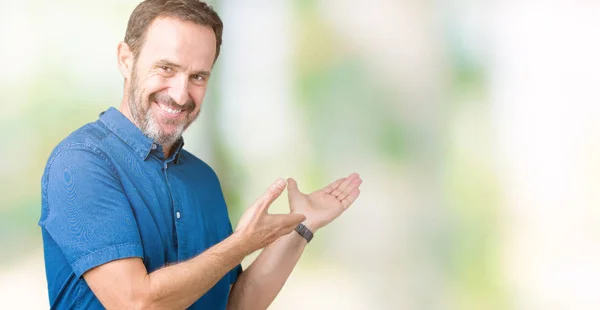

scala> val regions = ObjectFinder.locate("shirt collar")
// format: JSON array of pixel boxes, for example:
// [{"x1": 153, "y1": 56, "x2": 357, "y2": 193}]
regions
[
  {"x1": 172, "y1": 139, "x2": 184, "y2": 164},
  {"x1": 99, "y1": 107, "x2": 184, "y2": 163}
]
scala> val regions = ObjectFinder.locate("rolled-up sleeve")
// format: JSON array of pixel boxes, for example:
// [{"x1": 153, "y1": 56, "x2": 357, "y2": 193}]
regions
[
  {"x1": 229, "y1": 264, "x2": 243, "y2": 284},
  {"x1": 40, "y1": 144, "x2": 143, "y2": 277}
]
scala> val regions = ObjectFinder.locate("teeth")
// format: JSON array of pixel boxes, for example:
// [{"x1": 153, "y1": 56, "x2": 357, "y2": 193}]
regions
[{"x1": 158, "y1": 103, "x2": 182, "y2": 114}]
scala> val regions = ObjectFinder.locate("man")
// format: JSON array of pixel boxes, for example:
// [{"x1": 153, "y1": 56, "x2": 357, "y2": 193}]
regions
[{"x1": 39, "y1": 0, "x2": 362, "y2": 309}]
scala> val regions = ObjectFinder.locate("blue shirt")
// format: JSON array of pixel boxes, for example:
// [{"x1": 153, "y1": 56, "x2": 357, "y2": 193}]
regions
[{"x1": 39, "y1": 107, "x2": 242, "y2": 309}]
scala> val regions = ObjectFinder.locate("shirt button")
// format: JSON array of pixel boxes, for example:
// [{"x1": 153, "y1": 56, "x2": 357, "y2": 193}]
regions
[
  {"x1": 176, "y1": 211, "x2": 181, "y2": 219},
  {"x1": 151, "y1": 144, "x2": 157, "y2": 150}
]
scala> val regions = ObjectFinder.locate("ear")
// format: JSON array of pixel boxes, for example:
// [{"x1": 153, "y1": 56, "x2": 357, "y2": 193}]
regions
[{"x1": 117, "y1": 42, "x2": 134, "y2": 80}]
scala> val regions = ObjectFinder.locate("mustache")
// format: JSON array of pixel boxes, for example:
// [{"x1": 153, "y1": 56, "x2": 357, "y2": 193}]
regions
[{"x1": 149, "y1": 92, "x2": 196, "y2": 111}]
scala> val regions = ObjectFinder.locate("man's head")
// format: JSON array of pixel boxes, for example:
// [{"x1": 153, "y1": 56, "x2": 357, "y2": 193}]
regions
[{"x1": 117, "y1": 0, "x2": 222, "y2": 149}]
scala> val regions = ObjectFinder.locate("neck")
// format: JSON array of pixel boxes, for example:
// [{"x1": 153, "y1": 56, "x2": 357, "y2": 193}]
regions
[
  {"x1": 119, "y1": 87, "x2": 136, "y2": 128},
  {"x1": 163, "y1": 145, "x2": 174, "y2": 159}
]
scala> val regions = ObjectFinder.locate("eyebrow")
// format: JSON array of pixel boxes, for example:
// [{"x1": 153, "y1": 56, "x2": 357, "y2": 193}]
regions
[{"x1": 153, "y1": 58, "x2": 211, "y2": 78}]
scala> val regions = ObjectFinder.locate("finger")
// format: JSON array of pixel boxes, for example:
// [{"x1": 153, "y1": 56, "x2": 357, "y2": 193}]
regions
[
  {"x1": 323, "y1": 178, "x2": 345, "y2": 194},
  {"x1": 273, "y1": 213, "x2": 306, "y2": 228},
  {"x1": 287, "y1": 178, "x2": 300, "y2": 194},
  {"x1": 282, "y1": 220, "x2": 303, "y2": 234},
  {"x1": 341, "y1": 189, "x2": 360, "y2": 209},
  {"x1": 331, "y1": 173, "x2": 359, "y2": 198},
  {"x1": 331, "y1": 173, "x2": 359, "y2": 197},
  {"x1": 257, "y1": 178, "x2": 287, "y2": 212},
  {"x1": 336, "y1": 177, "x2": 363, "y2": 201},
  {"x1": 278, "y1": 223, "x2": 301, "y2": 238}
]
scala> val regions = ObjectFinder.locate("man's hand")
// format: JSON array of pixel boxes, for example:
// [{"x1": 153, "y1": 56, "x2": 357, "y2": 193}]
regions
[
  {"x1": 83, "y1": 178, "x2": 305, "y2": 310},
  {"x1": 286, "y1": 173, "x2": 362, "y2": 233},
  {"x1": 227, "y1": 175, "x2": 361, "y2": 309},
  {"x1": 234, "y1": 178, "x2": 307, "y2": 254}
]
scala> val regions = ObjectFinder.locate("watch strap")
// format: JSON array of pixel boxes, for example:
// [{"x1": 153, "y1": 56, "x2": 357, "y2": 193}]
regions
[{"x1": 295, "y1": 223, "x2": 314, "y2": 243}]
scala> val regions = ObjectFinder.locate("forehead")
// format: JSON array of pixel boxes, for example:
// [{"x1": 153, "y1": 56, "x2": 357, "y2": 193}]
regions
[{"x1": 139, "y1": 16, "x2": 217, "y2": 69}]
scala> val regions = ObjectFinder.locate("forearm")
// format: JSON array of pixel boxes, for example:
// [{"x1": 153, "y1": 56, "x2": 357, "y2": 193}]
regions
[
  {"x1": 84, "y1": 178, "x2": 306, "y2": 310},
  {"x1": 144, "y1": 233, "x2": 248, "y2": 310},
  {"x1": 227, "y1": 231, "x2": 308, "y2": 310}
]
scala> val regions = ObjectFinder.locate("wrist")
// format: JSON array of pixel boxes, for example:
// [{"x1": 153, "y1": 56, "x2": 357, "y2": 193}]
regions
[
  {"x1": 290, "y1": 211, "x2": 320, "y2": 233},
  {"x1": 230, "y1": 230, "x2": 255, "y2": 257},
  {"x1": 301, "y1": 220, "x2": 320, "y2": 234},
  {"x1": 294, "y1": 223, "x2": 314, "y2": 243}
]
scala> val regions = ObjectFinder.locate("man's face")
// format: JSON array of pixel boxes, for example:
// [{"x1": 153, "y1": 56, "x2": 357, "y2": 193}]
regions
[{"x1": 127, "y1": 17, "x2": 216, "y2": 147}]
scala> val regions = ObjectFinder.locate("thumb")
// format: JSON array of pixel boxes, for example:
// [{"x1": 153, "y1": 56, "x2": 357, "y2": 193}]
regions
[
  {"x1": 273, "y1": 213, "x2": 307, "y2": 229},
  {"x1": 258, "y1": 178, "x2": 287, "y2": 212},
  {"x1": 286, "y1": 178, "x2": 300, "y2": 194}
]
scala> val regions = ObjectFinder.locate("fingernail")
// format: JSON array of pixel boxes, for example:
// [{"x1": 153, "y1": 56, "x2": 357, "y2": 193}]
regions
[{"x1": 276, "y1": 178, "x2": 285, "y2": 188}]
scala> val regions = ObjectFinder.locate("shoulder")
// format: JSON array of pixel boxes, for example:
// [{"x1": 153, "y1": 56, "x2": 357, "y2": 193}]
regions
[
  {"x1": 43, "y1": 120, "x2": 116, "y2": 181},
  {"x1": 177, "y1": 149, "x2": 224, "y2": 185},
  {"x1": 179, "y1": 149, "x2": 218, "y2": 176}
]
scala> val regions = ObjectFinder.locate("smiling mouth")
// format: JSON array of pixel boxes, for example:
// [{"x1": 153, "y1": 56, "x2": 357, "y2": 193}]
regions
[{"x1": 155, "y1": 101, "x2": 183, "y2": 115}]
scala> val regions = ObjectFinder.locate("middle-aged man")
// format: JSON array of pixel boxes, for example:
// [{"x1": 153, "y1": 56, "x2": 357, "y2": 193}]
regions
[{"x1": 39, "y1": 0, "x2": 363, "y2": 309}]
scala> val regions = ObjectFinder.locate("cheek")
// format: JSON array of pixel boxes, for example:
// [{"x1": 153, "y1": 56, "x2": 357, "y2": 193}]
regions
[
  {"x1": 190, "y1": 90, "x2": 207, "y2": 110},
  {"x1": 142, "y1": 76, "x2": 169, "y2": 100}
]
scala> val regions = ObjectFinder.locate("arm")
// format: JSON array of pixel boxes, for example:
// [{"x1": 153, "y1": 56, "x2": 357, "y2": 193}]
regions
[
  {"x1": 84, "y1": 234, "x2": 245, "y2": 310},
  {"x1": 227, "y1": 173, "x2": 363, "y2": 310},
  {"x1": 227, "y1": 229, "x2": 307, "y2": 310},
  {"x1": 83, "y1": 179, "x2": 306, "y2": 310}
]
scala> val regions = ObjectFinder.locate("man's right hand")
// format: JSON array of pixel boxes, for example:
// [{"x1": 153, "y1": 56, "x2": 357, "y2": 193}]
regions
[
  {"x1": 82, "y1": 178, "x2": 303, "y2": 310},
  {"x1": 234, "y1": 178, "x2": 306, "y2": 255}
]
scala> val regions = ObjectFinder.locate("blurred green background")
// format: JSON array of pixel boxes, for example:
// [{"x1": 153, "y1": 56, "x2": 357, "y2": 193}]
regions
[{"x1": 2, "y1": 1, "x2": 600, "y2": 309}]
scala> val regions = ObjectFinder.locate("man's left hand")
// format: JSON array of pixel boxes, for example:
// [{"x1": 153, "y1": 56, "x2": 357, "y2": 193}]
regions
[{"x1": 286, "y1": 173, "x2": 362, "y2": 233}]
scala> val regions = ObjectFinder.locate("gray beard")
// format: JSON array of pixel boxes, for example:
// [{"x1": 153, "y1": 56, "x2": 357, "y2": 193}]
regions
[
  {"x1": 142, "y1": 107, "x2": 185, "y2": 147},
  {"x1": 127, "y1": 72, "x2": 188, "y2": 148}
]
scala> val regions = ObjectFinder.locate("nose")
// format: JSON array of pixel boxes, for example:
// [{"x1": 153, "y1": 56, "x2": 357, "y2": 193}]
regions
[{"x1": 168, "y1": 74, "x2": 190, "y2": 107}]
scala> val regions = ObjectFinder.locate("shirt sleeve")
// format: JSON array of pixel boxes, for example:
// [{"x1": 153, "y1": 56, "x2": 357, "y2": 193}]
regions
[
  {"x1": 40, "y1": 144, "x2": 143, "y2": 277},
  {"x1": 229, "y1": 264, "x2": 243, "y2": 284}
]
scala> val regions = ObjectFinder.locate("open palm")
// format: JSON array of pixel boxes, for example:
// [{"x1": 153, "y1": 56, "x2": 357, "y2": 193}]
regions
[{"x1": 286, "y1": 173, "x2": 362, "y2": 232}]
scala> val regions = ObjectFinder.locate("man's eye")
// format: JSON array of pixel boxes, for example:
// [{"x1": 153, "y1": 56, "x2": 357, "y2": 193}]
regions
[
  {"x1": 191, "y1": 74, "x2": 206, "y2": 82},
  {"x1": 159, "y1": 66, "x2": 172, "y2": 73}
]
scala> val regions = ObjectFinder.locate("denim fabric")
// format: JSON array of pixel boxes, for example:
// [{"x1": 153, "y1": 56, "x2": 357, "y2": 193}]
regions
[{"x1": 39, "y1": 107, "x2": 242, "y2": 309}]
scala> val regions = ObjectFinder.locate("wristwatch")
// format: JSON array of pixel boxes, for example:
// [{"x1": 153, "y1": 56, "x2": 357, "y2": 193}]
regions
[{"x1": 294, "y1": 223, "x2": 314, "y2": 243}]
